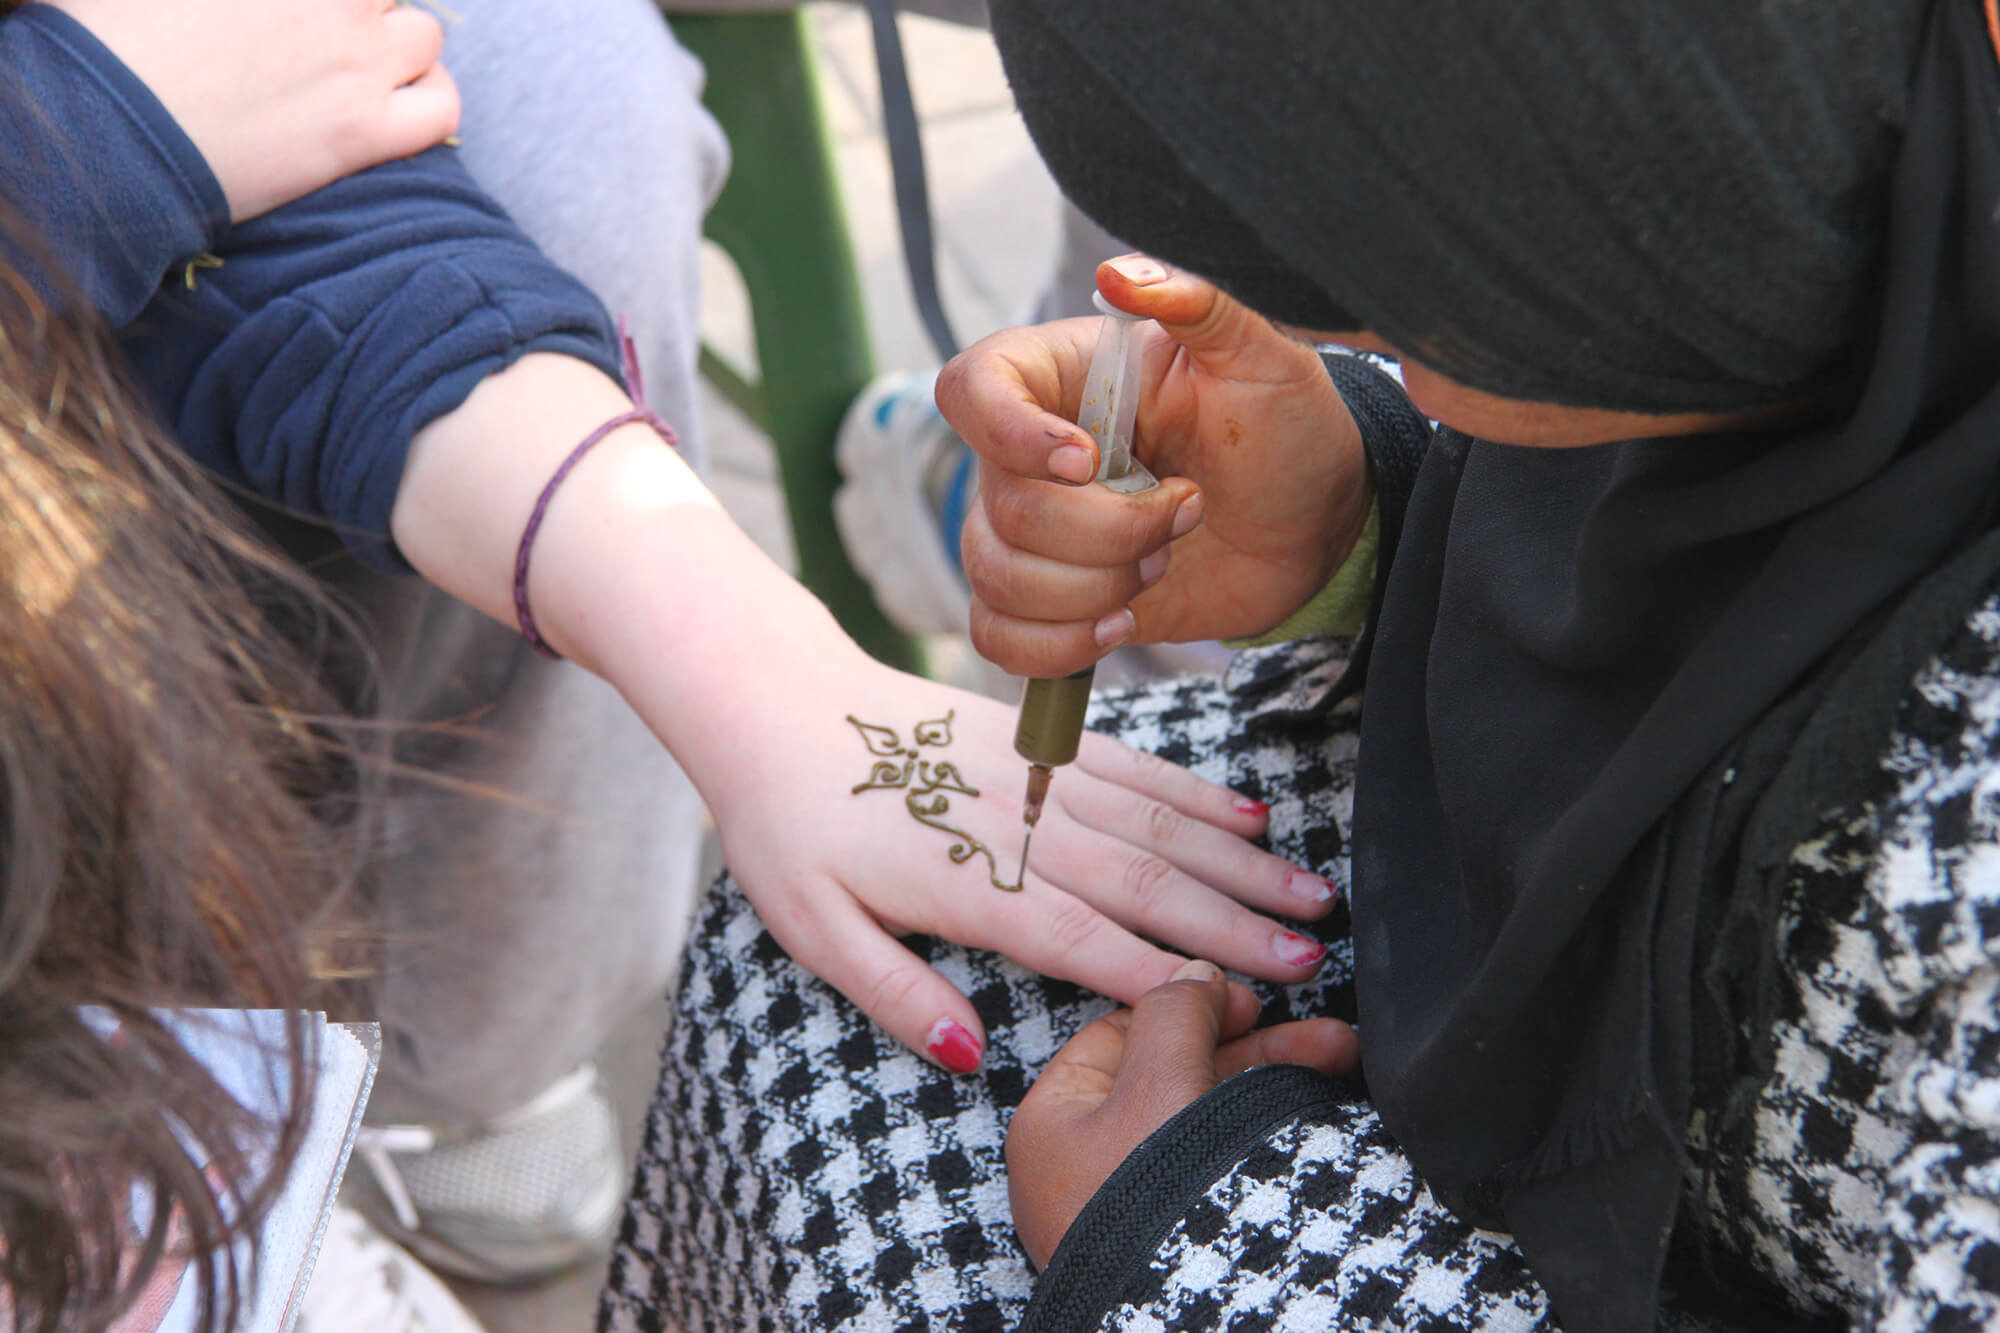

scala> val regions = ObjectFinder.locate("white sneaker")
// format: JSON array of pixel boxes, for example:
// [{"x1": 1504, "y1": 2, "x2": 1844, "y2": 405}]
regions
[
  {"x1": 834, "y1": 369, "x2": 977, "y2": 636},
  {"x1": 298, "y1": 1203, "x2": 487, "y2": 1333},
  {"x1": 346, "y1": 1065, "x2": 625, "y2": 1286}
]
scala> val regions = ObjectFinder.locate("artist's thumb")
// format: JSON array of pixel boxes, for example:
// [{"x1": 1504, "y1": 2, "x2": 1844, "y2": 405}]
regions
[
  {"x1": 1103, "y1": 959, "x2": 1232, "y2": 1131},
  {"x1": 1095, "y1": 254, "x2": 1287, "y2": 370}
]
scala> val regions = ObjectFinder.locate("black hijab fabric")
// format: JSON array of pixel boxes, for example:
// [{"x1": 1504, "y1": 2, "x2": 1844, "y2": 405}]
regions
[
  {"x1": 990, "y1": 1, "x2": 2000, "y2": 1328},
  {"x1": 989, "y1": 2, "x2": 1923, "y2": 414}
]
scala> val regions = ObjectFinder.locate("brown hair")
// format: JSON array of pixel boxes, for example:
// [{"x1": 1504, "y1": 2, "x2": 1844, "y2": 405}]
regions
[{"x1": 0, "y1": 242, "x2": 361, "y2": 1328}]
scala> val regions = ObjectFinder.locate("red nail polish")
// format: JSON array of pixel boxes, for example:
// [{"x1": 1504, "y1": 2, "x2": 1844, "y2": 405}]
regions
[
  {"x1": 1235, "y1": 797, "x2": 1270, "y2": 817},
  {"x1": 1288, "y1": 870, "x2": 1335, "y2": 904},
  {"x1": 927, "y1": 1019, "x2": 983, "y2": 1074},
  {"x1": 1274, "y1": 931, "x2": 1327, "y2": 968}
]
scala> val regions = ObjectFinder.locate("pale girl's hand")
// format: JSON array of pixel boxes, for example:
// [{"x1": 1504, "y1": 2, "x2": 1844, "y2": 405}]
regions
[
  {"x1": 49, "y1": 0, "x2": 460, "y2": 222},
  {"x1": 1006, "y1": 960, "x2": 1356, "y2": 1269},
  {"x1": 392, "y1": 355, "x2": 1338, "y2": 1078},
  {"x1": 936, "y1": 255, "x2": 1374, "y2": 680},
  {"x1": 700, "y1": 666, "x2": 1341, "y2": 1074}
]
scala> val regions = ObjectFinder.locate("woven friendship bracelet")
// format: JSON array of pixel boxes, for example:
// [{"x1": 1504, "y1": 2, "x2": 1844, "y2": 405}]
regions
[{"x1": 512, "y1": 319, "x2": 678, "y2": 659}]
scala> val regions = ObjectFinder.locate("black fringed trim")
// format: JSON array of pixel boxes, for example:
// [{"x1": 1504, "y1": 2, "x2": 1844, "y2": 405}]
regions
[{"x1": 1017, "y1": 1065, "x2": 1347, "y2": 1333}]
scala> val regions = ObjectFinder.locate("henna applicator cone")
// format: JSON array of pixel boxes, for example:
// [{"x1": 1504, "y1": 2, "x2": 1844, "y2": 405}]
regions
[
  {"x1": 1011, "y1": 293, "x2": 1160, "y2": 882},
  {"x1": 1013, "y1": 666, "x2": 1097, "y2": 879}
]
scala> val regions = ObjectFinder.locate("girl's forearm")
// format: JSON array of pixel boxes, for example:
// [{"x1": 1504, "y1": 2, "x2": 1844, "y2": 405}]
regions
[{"x1": 391, "y1": 353, "x2": 873, "y2": 805}]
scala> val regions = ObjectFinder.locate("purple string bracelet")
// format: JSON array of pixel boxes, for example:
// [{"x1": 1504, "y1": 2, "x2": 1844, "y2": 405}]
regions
[{"x1": 512, "y1": 318, "x2": 678, "y2": 660}]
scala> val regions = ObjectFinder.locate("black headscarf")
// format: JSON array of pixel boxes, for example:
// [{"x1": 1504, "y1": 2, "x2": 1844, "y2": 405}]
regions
[
  {"x1": 990, "y1": 1, "x2": 2000, "y2": 1328},
  {"x1": 991, "y1": 1, "x2": 1923, "y2": 414}
]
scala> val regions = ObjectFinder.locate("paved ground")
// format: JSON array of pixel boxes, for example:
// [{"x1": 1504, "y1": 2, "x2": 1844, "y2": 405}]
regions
[{"x1": 447, "y1": 6, "x2": 1062, "y2": 1328}]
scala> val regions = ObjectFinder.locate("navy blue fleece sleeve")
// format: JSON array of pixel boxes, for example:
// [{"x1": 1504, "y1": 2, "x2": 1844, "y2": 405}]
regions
[
  {"x1": 0, "y1": 4, "x2": 229, "y2": 324},
  {"x1": 118, "y1": 147, "x2": 625, "y2": 573}
]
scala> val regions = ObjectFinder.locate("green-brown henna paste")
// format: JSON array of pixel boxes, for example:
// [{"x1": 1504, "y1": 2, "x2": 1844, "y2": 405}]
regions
[{"x1": 846, "y1": 710, "x2": 1024, "y2": 892}]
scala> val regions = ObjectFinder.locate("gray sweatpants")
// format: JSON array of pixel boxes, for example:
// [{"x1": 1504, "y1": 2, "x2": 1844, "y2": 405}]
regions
[{"x1": 353, "y1": 0, "x2": 728, "y2": 1126}]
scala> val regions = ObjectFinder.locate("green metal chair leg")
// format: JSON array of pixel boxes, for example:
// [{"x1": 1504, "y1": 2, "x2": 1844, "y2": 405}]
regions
[{"x1": 673, "y1": 11, "x2": 926, "y2": 675}]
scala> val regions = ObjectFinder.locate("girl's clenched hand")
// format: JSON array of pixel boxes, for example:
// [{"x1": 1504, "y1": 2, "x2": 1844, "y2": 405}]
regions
[{"x1": 52, "y1": 0, "x2": 460, "y2": 222}]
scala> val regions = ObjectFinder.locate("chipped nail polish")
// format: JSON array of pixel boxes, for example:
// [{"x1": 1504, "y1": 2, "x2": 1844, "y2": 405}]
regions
[
  {"x1": 1273, "y1": 931, "x2": 1327, "y2": 968},
  {"x1": 926, "y1": 1019, "x2": 983, "y2": 1074},
  {"x1": 1234, "y1": 797, "x2": 1270, "y2": 817},
  {"x1": 1288, "y1": 870, "x2": 1336, "y2": 905}
]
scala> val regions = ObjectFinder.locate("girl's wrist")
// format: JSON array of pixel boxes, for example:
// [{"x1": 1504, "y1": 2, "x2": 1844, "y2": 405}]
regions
[{"x1": 529, "y1": 483, "x2": 880, "y2": 805}]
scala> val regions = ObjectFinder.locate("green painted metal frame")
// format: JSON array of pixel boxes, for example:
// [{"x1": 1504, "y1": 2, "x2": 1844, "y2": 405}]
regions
[{"x1": 672, "y1": 10, "x2": 926, "y2": 674}]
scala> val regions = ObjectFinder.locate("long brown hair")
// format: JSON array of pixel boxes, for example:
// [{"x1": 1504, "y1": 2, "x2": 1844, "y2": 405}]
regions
[{"x1": 0, "y1": 237, "x2": 361, "y2": 1327}]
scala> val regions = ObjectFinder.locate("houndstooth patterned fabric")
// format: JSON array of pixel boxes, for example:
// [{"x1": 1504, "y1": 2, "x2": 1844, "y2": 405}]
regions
[
  {"x1": 1676, "y1": 595, "x2": 2000, "y2": 1331},
  {"x1": 601, "y1": 598, "x2": 2000, "y2": 1332},
  {"x1": 1100, "y1": 1112, "x2": 1550, "y2": 1333}
]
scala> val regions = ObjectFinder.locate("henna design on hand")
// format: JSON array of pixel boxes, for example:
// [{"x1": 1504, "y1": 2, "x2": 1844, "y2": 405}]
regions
[{"x1": 846, "y1": 710, "x2": 1024, "y2": 892}]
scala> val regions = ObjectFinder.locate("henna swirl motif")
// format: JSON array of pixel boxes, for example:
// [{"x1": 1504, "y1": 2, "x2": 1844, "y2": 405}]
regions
[{"x1": 845, "y1": 711, "x2": 1024, "y2": 892}]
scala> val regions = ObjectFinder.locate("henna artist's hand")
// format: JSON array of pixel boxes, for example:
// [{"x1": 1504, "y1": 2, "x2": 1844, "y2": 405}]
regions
[
  {"x1": 936, "y1": 255, "x2": 1375, "y2": 680},
  {"x1": 1006, "y1": 960, "x2": 1357, "y2": 1270},
  {"x1": 47, "y1": 0, "x2": 460, "y2": 222}
]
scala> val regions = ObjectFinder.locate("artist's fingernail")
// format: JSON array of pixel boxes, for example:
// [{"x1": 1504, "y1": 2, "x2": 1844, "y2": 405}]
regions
[
  {"x1": 1137, "y1": 548, "x2": 1170, "y2": 590},
  {"x1": 1288, "y1": 870, "x2": 1336, "y2": 906},
  {"x1": 1094, "y1": 609, "x2": 1136, "y2": 647},
  {"x1": 1171, "y1": 959, "x2": 1222, "y2": 983},
  {"x1": 1049, "y1": 443, "x2": 1096, "y2": 484},
  {"x1": 1273, "y1": 931, "x2": 1326, "y2": 968},
  {"x1": 926, "y1": 1019, "x2": 983, "y2": 1074},
  {"x1": 1234, "y1": 797, "x2": 1270, "y2": 818},
  {"x1": 1170, "y1": 494, "x2": 1204, "y2": 538},
  {"x1": 1106, "y1": 254, "x2": 1169, "y2": 286}
]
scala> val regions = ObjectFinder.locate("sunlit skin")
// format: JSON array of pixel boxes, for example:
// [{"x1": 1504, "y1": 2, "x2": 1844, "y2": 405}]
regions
[{"x1": 1281, "y1": 327, "x2": 1814, "y2": 449}]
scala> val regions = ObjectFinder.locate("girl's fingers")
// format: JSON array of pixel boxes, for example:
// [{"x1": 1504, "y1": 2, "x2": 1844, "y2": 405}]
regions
[
  {"x1": 1027, "y1": 808, "x2": 1329, "y2": 983},
  {"x1": 1072, "y1": 731, "x2": 1271, "y2": 838},
  {"x1": 382, "y1": 3, "x2": 448, "y2": 87},
  {"x1": 1064, "y1": 743, "x2": 1337, "y2": 922},
  {"x1": 919, "y1": 873, "x2": 1200, "y2": 1012},
  {"x1": 762, "y1": 885, "x2": 990, "y2": 1075},
  {"x1": 382, "y1": 64, "x2": 462, "y2": 156}
]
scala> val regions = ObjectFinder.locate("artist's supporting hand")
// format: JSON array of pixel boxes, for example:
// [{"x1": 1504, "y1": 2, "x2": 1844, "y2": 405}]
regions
[
  {"x1": 936, "y1": 255, "x2": 1375, "y2": 680},
  {"x1": 394, "y1": 355, "x2": 1341, "y2": 1075},
  {"x1": 1007, "y1": 959, "x2": 1357, "y2": 1270},
  {"x1": 49, "y1": 0, "x2": 460, "y2": 222}
]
